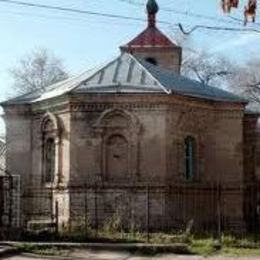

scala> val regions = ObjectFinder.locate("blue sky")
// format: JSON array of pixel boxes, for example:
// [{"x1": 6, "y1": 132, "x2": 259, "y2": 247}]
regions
[{"x1": 0, "y1": 0, "x2": 260, "y2": 134}]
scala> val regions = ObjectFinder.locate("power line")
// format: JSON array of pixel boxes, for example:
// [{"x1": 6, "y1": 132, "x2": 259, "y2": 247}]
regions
[
  {"x1": 178, "y1": 23, "x2": 260, "y2": 35},
  {"x1": 118, "y1": 0, "x2": 260, "y2": 34},
  {"x1": 0, "y1": 0, "x2": 260, "y2": 35},
  {"x1": 0, "y1": 0, "x2": 170, "y2": 25},
  {"x1": 0, "y1": 9, "x2": 156, "y2": 29},
  {"x1": 117, "y1": 0, "x2": 241, "y2": 26}
]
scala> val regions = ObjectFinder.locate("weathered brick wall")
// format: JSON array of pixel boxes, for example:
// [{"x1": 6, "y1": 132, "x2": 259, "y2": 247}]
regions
[
  {"x1": 66, "y1": 95, "x2": 246, "y2": 232},
  {"x1": 68, "y1": 184, "x2": 243, "y2": 233},
  {"x1": 69, "y1": 186, "x2": 166, "y2": 232},
  {"x1": 244, "y1": 114, "x2": 259, "y2": 182},
  {"x1": 2, "y1": 94, "x2": 248, "y2": 233},
  {"x1": 69, "y1": 96, "x2": 168, "y2": 185},
  {"x1": 130, "y1": 48, "x2": 182, "y2": 74},
  {"x1": 3, "y1": 106, "x2": 32, "y2": 227},
  {"x1": 243, "y1": 113, "x2": 259, "y2": 231},
  {"x1": 4, "y1": 106, "x2": 32, "y2": 190},
  {"x1": 0, "y1": 175, "x2": 20, "y2": 228}
]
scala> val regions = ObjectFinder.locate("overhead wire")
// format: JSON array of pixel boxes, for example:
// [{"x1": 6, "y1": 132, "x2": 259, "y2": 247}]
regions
[
  {"x1": 117, "y1": 0, "x2": 242, "y2": 26},
  {"x1": 0, "y1": 0, "x2": 159, "y2": 24},
  {"x1": 0, "y1": 9, "x2": 155, "y2": 29},
  {"x1": 178, "y1": 23, "x2": 260, "y2": 35},
  {"x1": 118, "y1": 0, "x2": 260, "y2": 33},
  {"x1": 0, "y1": 0, "x2": 260, "y2": 35}
]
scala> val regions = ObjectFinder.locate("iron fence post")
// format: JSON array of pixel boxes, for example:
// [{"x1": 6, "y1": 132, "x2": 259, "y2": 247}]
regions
[
  {"x1": 84, "y1": 184, "x2": 88, "y2": 236},
  {"x1": 146, "y1": 184, "x2": 150, "y2": 243},
  {"x1": 8, "y1": 175, "x2": 13, "y2": 239},
  {"x1": 254, "y1": 182, "x2": 258, "y2": 244},
  {"x1": 94, "y1": 182, "x2": 98, "y2": 237},
  {"x1": 217, "y1": 183, "x2": 222, "y2": 245},
  {"x1": 55, "y1": 200, "x2": 59, "y2": 234},
  {"x1": 50, "y1": 188, "x2": 54, "y2": 224}
]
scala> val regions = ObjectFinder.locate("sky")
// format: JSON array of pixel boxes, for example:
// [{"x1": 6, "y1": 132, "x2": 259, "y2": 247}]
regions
[{"x1": 0, "y1": 0, "x2": 260, "y2": 135}]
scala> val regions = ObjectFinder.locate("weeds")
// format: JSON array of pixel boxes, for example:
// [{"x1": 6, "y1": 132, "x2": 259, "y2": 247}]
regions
[
  {"x1": 102, "y1": 211, "x2": 122, "y2": 234},
  {"x1": 16, "y1": 244, "x2": 70, "y2": 257},
  {"x1": 18, "y1": 215, "x2": 260, "y2": 257},
  {"x1": 14, "y1": 235, "x2": 260, "y2": 257}
]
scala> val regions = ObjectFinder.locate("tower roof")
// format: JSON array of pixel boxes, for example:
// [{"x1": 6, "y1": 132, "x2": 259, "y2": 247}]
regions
[
  {"x1": 120, "y1": 26, "x2": 178, "y2": 51},
  {"x1": 120, "y1": 0, "x2": 178, "y2": 52}
]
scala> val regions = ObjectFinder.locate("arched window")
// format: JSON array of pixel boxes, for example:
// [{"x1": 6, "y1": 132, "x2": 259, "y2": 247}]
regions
[
  {"x1": 41, "y1": 113, "x2": 60, "y2": 185},
  {"x1": 44, "y1": 138, "x2": 55, "y2": 183},
  {"x1": 185, "y1": 136, "x2": 196, "y2": 181},
  {"x1": 145, "y1": 57, "x2": 157, "y2": 66}
]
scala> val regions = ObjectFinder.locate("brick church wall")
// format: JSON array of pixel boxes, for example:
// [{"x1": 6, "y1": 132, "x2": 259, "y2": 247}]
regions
[
  {"x1": 66, "y1": 94, "x2": 246, "y2": 232},
  {"x1": 2, "y1": 94, "x2": 248, "y2": 233}
]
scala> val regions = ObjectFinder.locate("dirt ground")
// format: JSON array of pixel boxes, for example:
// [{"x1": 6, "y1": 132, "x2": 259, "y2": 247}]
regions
[{"x1": 5, "y1": 249, "x2": 260, "y2": 260}]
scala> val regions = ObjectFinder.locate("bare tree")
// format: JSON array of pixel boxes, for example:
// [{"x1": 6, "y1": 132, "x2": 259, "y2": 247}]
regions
[
  {"x1": 10, "y1": 48, "x2": 69, "y2": 95},
  {"x1": 182, "y1": 51, "x2": 233, "y2": 87},
  {"x1": 228, "y1": 58, "x2": 260, "y2": 107},
  {"x1": 172, "y1": 31, "x2": 233, "y2": 87}
]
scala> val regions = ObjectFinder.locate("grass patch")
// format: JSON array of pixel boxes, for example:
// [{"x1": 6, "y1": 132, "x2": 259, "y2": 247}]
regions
[
  {"x1": 17, "y1": 228, "x2": 260, "y2": 257},
  {"x1": 16, "y1": 244, "x2": 70, "y2": 257},
  {"x1": 222, "y1": 247, "x2": 260, "y2": 256},
  {"x1": 188, "y1": 238, "x2": 221, "y2": 256},
  {"x1": 15, "y1": 237, "x2": 260, "y2": 257},
  {"x1": 187, "y1": 235, "x2": 260, "y2": 257},
  {"x1": 21, "y1": 228, "x2": 187, "y2": 244}
]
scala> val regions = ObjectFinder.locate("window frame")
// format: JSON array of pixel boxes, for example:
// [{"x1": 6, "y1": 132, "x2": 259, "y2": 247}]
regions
[
  {"x1": 43, "y1": 137, "x2": 56, "y2": 184},
  {"x1": 40, "y1": 113, "x2": 61, "y2": 186},
  {"x1": 184, "y1": 136, "x2": 196, "y2": 182}
]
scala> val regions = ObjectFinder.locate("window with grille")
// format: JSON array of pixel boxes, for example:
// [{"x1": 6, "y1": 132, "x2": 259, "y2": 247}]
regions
[
  {"x1": 185, "y1": 136, "x2": 196, "y2": 181},
  {"x1": 44, "y1": 138, "x2": 55, "y2": 183}
]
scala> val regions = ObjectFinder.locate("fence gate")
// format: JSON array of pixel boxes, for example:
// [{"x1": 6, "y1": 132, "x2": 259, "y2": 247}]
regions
[{"x1": 0, "y1": 175, "x2": 20, "y2": 240}]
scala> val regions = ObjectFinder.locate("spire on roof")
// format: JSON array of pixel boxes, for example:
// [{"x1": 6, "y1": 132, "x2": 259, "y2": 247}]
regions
[{"x1": 146, "y1": 0, "x2": 159, "y2": 27}]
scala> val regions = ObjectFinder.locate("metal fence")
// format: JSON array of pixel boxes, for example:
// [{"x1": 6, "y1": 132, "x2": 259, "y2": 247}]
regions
[
  {"x1": 0, "y1": 175, "x2": 20, "y2": 239},
  {"x1": 17, "y1": 181, "x2": 260, "y2": 242},
  {"x1": 1, "y1": 179, "x2": 260, "y2": 241}
]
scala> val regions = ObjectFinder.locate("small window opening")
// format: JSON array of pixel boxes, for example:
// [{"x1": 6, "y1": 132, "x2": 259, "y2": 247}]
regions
[{"x1": 145, "y1": 57, "x2": 157, "y2": 66}]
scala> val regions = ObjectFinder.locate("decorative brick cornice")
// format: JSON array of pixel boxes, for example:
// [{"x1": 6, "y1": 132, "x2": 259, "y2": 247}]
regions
[
  {"x1": 4, "y1": 92, "x2": 245, "y2": 121},
  {"x1": 69, "y1": 102, "x2": 168, "y2": 112}
]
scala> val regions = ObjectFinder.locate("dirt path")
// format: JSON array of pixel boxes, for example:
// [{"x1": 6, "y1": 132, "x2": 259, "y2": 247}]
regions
[{"x1": 6, "y1": 250, "x2": 260, "y2": 260}]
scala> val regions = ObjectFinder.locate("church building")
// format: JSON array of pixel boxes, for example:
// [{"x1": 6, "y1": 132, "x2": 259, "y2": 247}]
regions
[{"x1": 1, "y1": 0, "x2": 260, "y2": 233}]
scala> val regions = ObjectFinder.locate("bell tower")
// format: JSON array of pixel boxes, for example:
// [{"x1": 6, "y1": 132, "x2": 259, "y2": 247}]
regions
[{"x1": 120, "y1": 0, "x2": 182, "y2": 74}]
